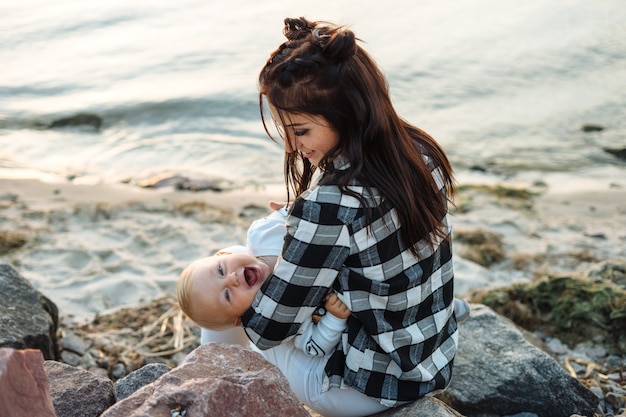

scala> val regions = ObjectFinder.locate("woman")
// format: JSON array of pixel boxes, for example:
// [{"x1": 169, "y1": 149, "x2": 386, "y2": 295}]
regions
[{"x1": 241, "y1": 17, "x2": 458, "y2": 416}]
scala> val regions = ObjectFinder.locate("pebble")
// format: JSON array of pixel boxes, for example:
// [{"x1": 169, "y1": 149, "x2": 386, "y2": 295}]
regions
[
  {"x1": 606, "y1": 392, "x2": 626, "y2": 410},
  {"x1": 60, "y1": 350, "x2": 81, "y2": 367},
  {"x1": 111, "y1": 362, "x2": 126, "y2": 380},
  {"x1": 545, "y1": 337, "x2": 568, "y2": 355},
  {"x1": 60, "y1": 332, "x2": 87, "y2": 355}
]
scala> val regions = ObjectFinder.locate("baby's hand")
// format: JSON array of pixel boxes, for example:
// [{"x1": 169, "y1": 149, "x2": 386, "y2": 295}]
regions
[
  {"x1": 325, "y1": 293, "x2": 351, "y2": 319},
  {"x1": 269, "y1": 201, "x2": 287, "y2": 211}
]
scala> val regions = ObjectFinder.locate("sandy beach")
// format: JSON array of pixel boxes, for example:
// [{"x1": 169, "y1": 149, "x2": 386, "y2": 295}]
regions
[{"x1": 1, "y1": 176, "x2": 625, "y2": 323}]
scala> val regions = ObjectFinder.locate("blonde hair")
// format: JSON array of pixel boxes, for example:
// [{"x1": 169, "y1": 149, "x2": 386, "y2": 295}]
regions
[{"x1": 176, "y1": 257, "x2": 234, "y2": 331}]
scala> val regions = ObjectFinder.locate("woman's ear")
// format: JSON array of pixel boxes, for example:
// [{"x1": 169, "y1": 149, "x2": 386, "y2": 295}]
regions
[{"x1": 216, "y1": 251, "x2": 232, "y2": 256}]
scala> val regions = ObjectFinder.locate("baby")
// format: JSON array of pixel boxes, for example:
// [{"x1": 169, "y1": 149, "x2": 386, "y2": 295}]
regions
[{"x1": 177, "y1": 207, "x2": 350, "y2": 356}]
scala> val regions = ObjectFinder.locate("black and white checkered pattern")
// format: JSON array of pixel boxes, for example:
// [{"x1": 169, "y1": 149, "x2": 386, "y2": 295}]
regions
[{"x1": 242, "y1": 162, "x2": 458, "y2": 406}]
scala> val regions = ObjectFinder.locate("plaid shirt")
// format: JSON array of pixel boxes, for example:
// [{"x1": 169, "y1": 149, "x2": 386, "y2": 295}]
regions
[{"x1": 242, "y1": 158, "x2": 458, "y2": 407}]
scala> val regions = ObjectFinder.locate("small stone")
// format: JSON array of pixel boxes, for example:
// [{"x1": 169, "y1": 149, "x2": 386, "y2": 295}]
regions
[
  {"x1": 606, "y1": 392, "x2": 626, "y2": 410},
  {"x1": 61, "y1": 332, "x2": 87, "y2": 355},
  {"x1": 88, "y1": 366, "x2": 110, "y2": 379},
  {"x1": 589, "y1": 385, "x2": 604, "y2": 400},
  {"x1": 79, "y1": 351, "x2": 97, "y2": 369},
  {"x1": 545, "y1": 337, "x2": 568, "y2": 355},
  {"x1": 89, "y1": 347, "x2": 102, "y2": 358},
  {"x1": 605, "y1": 355, "x2": 626, "y2": 368},
  {"x1": 110, "y1": 362, "x2": 126, "y2": 379},
  {"x1": 585, "y1": 345, "x2": 607, "y2": 359},
  {"x1": 61, "y1": 350, "x2": 82, "y2": 367},
  {"x1": 96, "y1": 358, "x2": 109, "y2": 369}
]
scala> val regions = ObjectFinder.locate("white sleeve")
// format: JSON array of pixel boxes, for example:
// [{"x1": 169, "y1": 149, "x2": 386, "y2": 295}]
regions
[
  {"x1": 246, "y1": 207, "x2": 288, "y2": 257},
  {"x1": 293, "y1": 313, "x2": 347, "y2": 357}
]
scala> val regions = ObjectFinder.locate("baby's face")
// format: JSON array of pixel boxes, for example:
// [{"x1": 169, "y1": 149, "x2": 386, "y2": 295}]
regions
[{"x1": 188, "y1": 252, "x2": 272, "y2": 327}]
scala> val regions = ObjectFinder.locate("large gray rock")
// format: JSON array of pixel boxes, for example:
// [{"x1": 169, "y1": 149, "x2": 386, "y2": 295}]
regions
[
  {"x1": 437, "y1": 304, "x2": 601, "y2": 417},
  {"x1": 101, "y1": 342, "x2": 310, "y2": 417},
  {"x1": 45, "y1": 360, "x2": 116, "y2": 417},
  {"x1": 0, "y1": 264, "x2": 59, "y2": 360},
  {"x1": 0, "y1": 348, "x2": 57, "y2": 417}
]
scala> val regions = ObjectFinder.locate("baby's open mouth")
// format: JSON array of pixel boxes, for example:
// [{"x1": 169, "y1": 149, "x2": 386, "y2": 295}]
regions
[{"x1": 244, "y1": 267, "x2": 260, "y2": 287}]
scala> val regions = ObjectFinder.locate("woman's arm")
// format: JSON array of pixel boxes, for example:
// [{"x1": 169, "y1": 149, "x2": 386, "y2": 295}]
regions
[{"x1": 241, "y1": 189, "x2": 352, "y2": 349}]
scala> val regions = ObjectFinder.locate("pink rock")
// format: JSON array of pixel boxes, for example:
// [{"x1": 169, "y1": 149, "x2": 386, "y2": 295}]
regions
[
  {"x1": 101, "y1": 343, "x2": 310, "y2": 417},
  {"x1": 0, "y1": 348, "x2": 56, "y2": 417}
]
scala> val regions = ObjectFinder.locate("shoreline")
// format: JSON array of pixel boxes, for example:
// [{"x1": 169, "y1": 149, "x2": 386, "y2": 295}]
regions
[
  {"x1": 0, "y1": 177, "x2": 287, "y2": 211},
  {"x1": 4, "y1": 175, "x2": 624, "y2": 223}
]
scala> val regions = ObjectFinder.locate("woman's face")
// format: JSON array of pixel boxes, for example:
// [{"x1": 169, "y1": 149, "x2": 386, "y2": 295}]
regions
[{"x1": 270, "y1": 106, "x2": 340, "y2": 167}]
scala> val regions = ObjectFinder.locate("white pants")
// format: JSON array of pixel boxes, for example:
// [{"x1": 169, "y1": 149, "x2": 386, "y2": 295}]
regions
[
  {"x1": 259, "y1": 341, "x2": 389, "y2": 417},
  {"x1": 200, "y1": 328, "x2": 389, "y2": 417}
]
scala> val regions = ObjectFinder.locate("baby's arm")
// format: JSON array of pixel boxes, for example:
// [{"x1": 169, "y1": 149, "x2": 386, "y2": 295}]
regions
[
  {"x1": 324, "y1": 292, "x2": 350, "y2": 319},
  {"x1": 294, "y1": 292, "x2": 350, "y2": 356}
]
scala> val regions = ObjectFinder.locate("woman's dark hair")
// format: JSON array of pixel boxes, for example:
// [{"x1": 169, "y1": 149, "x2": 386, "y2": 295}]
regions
[{"x1": 259, "y1": 17, "x2": 455, "y2": 251}]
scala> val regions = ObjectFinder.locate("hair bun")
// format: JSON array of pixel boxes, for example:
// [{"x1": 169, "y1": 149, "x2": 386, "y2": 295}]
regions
[
  {"x1": 283, "y1": 17, "x2": 314, "y2": 41},
  {"x1": 318, "y1": 27, "x2": 357, "y2": 62},
  {"x1": 283, "y1": 17, "x2": 357, "y2": 63}
]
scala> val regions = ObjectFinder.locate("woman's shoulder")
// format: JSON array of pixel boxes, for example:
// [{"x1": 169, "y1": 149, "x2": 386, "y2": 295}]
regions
[{"x1": 300, "y1": 181, "x2": 379, "y2": 206}]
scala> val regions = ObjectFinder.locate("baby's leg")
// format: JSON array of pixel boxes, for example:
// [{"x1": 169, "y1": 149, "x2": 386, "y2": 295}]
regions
[{"x1": 260, "y1": 343, "x2": 389, "y2": 417}]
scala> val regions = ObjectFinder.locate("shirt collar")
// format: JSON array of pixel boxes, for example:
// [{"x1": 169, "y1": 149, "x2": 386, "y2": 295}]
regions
[{"x1": 332, "y1": 154, "x2": 350, "y2": 170}]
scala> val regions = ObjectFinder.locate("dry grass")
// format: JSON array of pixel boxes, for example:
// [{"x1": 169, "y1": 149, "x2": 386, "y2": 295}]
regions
[{"x1": 63, "y1": 294, "x2": 201, "y2": 375}]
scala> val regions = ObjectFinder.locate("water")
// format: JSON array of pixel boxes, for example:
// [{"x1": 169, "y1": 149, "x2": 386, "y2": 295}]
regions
[
  {"x1": 2, "y1": 0, "x2": 625, "y2": 187},
  {"x1": 1, "y1": 0, "x2": 625, "y2": 320}
]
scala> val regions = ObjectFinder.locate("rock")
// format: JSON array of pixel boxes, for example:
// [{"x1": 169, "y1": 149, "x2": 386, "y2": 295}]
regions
[
  {"x1": 48, "y1": 112, "x2": 102, "y2": 131},
  {"x1": 581, "y1": 123, "x2": 604, "y2": 132},
  {"x1": 2, "y1": 272, "x2": 616, "y2": 417},
  {"x1": 0, "y1": 230, "x2": 28, "y2": 254},
  {"x1": 101, "y1": 342, "x2": 310, "y2": 417},
  {"x1": 372, "y1": 396, "x2": 463, "y2": 417},
  {"x1": 436, "y1": 304, "x2": 601, "y2": 417},
  {"x1": 0, "y1": 264, "x2": 59, "y2": 360},
  {"x1": 45, "y1": 360, "x2": 116, "y2": 417},
  {"x1": 114, "y1": 363, "x2": 171, "y2": 400},
  {"x1": 175, "y1": 178, "x2": 223, "y2": 192},
  {"x1": 0, "y1": 348, "x2": 57, "y2": 417},
  {"x1": 585, "y1": 258, "x2": 626, "y2": 288},
  {"x1": 59, "y1": 331, "x2": 87, "y2": 356},
  {"x1": 603, "y1": 147, "x2": 626, "y2": 160},
  {"x1": 454, "y1": 227, "x2": 506, "y2": 267},
  {"x1": 137, "y1": 173, "x2": 223, "y2": 191},
  {"x1": 138, "y1": 173, "x2": 190, "y2": 188}
]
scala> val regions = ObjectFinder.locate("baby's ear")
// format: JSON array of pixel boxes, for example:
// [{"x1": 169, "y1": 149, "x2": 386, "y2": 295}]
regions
[{"x1": 233, "y1": 317, "x2": 242, "y2": 327}]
